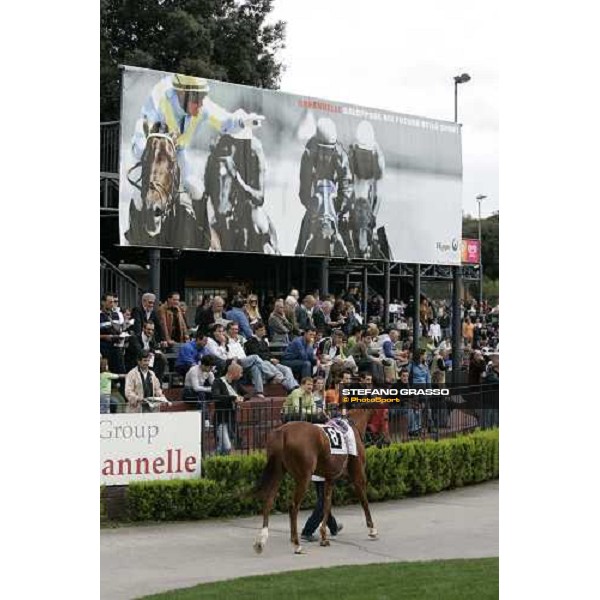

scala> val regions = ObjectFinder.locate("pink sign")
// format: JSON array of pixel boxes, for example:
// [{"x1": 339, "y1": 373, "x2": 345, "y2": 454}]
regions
[{"x1": 461, "y1": 239, "x2": 480, "y2": 264}]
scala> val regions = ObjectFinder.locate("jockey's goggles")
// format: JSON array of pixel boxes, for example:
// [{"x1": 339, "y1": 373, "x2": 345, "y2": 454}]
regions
[
  {"x1": 182, "y1": 91, "x2": 207, "y2": 117},
  {"x1": 317, "y1": 143, "x2": 336, "y2": 156}
]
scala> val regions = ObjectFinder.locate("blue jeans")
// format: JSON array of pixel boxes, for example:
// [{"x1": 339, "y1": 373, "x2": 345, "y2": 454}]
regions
[
  {"x1": 273, "y1": 363, "x2": 298, "y2": 391},
  {"x1": 238, "y1": 355, "x2": 264, "y2": 394},
  {"x1": 302, "y1": 481, "x2": 338, "y2": 536},
  {"x1": 253, "y1": 358, "x2": 297, "y2": 391},
  {"x1": 281, "y1": 359, "x2": 313, "y2": 380},
  {"x1": 400, "y1": 406, "x2": 421, "y2": 433},
  {"x1": 216, "y1": 423, "x2": 232, "y2": 455},
  {"x1": 100, "y1": 393, "x2": 110, "y2": 414}
]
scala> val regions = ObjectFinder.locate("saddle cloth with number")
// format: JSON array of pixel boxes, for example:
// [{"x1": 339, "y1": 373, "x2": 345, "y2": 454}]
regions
[{"x1": 318, "y1": 422, "x2": 357, "y2": 456}]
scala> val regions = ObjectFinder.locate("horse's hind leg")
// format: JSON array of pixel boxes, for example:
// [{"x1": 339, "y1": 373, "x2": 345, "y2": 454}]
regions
[
  {"x1": 289, "y1": 475, "x2": 311, "y2": 554},
  {"x1": 253, "y1": 477, "x2": 282, "y2": 554},
  {"x1": 319, "y1": 481, "x2": 334, "y2": 547},
  {"x1": 348, "y1": 457, "x2": 378, "y2": 539},
  {"x1": 254, "y1": 453, "x2": 284, "y2": 554}
]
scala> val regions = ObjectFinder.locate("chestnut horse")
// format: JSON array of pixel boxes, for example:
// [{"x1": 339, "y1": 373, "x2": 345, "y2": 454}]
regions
[{"x1": 253, "y1": 408, "x2": 385, "y2": 555}]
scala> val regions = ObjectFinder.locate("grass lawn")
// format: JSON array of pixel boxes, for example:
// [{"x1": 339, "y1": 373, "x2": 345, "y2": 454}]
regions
[{"x1": 138, "y1": 557, "x2": 499, "y2": 600}]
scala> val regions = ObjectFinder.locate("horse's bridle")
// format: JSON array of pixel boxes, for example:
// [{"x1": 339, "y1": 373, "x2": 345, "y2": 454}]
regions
[{"x1": 128, "y1": 134, "x2": 180, "y2": 219}]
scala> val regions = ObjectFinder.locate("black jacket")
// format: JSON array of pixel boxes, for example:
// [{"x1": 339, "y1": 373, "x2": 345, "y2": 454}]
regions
[
  {"x1": 244, "y1": 336, "x2": 272, "y2": 361},
  {"x1": 124, "y1": 332, "x2": 161, "y2": 372},
  {"x1": 195, "y1": 308, "x2": 220, "y2": 332},
  {"x1": 211, "y1": 377, "x2": 245, "y2": 426},
  {"x1": 131, "y1": 306, "x2": 165, "y2": 342}
]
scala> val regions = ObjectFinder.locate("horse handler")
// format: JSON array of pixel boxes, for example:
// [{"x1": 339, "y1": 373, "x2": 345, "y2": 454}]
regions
[{"x1": 301, "y1": 474, "x2": 343, "y2": 542}]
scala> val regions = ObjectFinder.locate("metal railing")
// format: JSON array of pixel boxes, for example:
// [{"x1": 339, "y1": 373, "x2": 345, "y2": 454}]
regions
[
  {"x1": 100, "y1": 255, "x2": 140, "y2": 310},
  {"x1": 107, "y1": 383, "x2": 497, "y2": 457},
  {"x1": 101, "y1": 121, "x2": 120, "y2": 175}
]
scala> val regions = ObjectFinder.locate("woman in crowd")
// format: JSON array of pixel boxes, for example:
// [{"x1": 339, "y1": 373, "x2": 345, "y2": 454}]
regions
[
  {"x1": 244, "y1": 294, "x2": 262, "y2": 326},
  {"x1": 312, "y1": 376, "x2": 326, "y2": 412}
]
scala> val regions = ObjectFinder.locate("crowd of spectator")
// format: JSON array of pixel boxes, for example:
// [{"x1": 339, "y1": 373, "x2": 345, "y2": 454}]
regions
[{"x1": 100, "y1": 288, "x2": 499, "y2": 452}]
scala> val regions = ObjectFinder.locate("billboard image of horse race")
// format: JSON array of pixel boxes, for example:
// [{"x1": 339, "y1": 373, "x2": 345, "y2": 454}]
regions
[{"x1": 119, "y1": 65, "x2": 463, "y2": 264}]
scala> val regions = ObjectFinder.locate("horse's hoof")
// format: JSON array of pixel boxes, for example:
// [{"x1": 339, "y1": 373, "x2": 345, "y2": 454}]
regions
[
  {"x1": 294, "y1": 546, "x2": 305, "y2": 555},
  {"x1": 368, "y1": 527, "x2": 379, "y2": 539},
  {"x1": 253, "y1": 541, "x2": 264, "y2": 554},
  {"x1": 320, "y1": 539, "x2": 330, "y2": 547}
]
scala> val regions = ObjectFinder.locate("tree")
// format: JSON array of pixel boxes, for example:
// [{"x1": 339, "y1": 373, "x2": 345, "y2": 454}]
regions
[
  {"x1": 463, "y1": 212, "x2": 499, "y2": 281},
  {"x1": 101, "y1": 0, "x2": 286, "y2": 121}
]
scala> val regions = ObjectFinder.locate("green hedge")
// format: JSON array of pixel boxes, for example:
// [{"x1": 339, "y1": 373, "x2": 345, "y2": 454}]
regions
[{"x1": 124, "y1": 429, "x2": 498, "y2": 522}]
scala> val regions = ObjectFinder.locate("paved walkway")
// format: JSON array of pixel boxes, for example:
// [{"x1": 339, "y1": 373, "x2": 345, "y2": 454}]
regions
[{"x1": 101, "y1": 480, "x2": 499, "y2": 600}]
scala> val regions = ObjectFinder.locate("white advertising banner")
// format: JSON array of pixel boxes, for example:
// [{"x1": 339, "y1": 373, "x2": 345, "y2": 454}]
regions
[
  {"x1": 100, "y1": 412, "x2": 201, "y2": 486},
  {"x1": 119, "y1": 65, "x2": 463, "y2": 265}
]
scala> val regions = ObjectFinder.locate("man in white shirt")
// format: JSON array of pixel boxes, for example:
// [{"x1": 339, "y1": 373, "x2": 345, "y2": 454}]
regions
[
  {"x1": 388, "y1": 299, "x2": 400, "y2": 324},
  {"x1": 428, "y1": 319, "x2": 442, "y2": 345},
  {"x1": 225, "y1": 322, "x2": 287, "y2": 394},
  {"x1": 205, "y1": 323, "x2": 270, "y2": 398}
]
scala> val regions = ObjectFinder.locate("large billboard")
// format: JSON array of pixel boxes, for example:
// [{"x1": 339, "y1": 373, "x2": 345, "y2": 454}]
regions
[
  {"x1": 119, "y1": 65, "x2": 463, "y2": 264},
  {"x1": 100, "y1": 412, "x2": 202, "y2": 486}
]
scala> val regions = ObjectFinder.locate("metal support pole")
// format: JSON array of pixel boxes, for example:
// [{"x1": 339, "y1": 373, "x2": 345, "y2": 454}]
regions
[
  {"x1": 149, "y1": 248, "x2": 161, "y2": 300},
  {"x1": 452, "y1": 266, "x2": 463, "y2": 384},
  {"x1": 321, "y1": 259, "x2": 329, "y2": 298},
  {"x1": 478, "y1": 203, "x2": 483, "y2": 309},
  {"x1": 384, "y1": 261, "x2": 391, "y2": 328},
  {"x1": 345, "y1": 272, "x2": 350, "y2": 292},
  {"x1": 275, "y1": 261, "x2": 281, "y2": 297},
  {"x1": 413, "y1": 264, "x2": 420, "y2": 353},
  {"x1": 301, "y1": 258, "x2": 307, "y2": 295},
  {"x1": 362, "y1": 266, "x2": 368, "y2": 318}
]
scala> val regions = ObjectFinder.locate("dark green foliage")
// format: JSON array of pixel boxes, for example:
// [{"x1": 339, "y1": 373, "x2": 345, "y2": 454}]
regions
[
  {"x1": 127, "y1": 478, "x2": 220, "y2": 521},
  {"x1": 121, "y1": 430, "x2": 498, "y2": 522},
  {"x1": 101, "y1": 0, "x2": 286, "y2": 120}
]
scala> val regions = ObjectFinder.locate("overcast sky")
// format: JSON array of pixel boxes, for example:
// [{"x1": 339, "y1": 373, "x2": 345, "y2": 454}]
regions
[{"x1": 270, "y1": 0, "x2": 499, "y2": 218}]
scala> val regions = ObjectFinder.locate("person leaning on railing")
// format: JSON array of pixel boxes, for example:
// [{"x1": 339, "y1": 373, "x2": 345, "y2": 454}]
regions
[
  {"x1": 282, "y1": 377, "x2": 323, "y2": 423},
  {"x1": 211, "y1": 362, "x2": 246, "y2": 455},
  {"x1": 125, "y1": 350, "x2": 166, "y2": 413}
]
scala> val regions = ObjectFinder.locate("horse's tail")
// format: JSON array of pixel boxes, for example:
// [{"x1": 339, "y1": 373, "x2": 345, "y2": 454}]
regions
[{"x1": 255, "y1": 428, "x2": 285, "y2": 501}]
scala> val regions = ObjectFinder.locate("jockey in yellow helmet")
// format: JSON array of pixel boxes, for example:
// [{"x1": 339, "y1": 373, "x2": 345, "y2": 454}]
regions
[{"x1": 131, "y1": 72, "x2": 264, "y2": 201}]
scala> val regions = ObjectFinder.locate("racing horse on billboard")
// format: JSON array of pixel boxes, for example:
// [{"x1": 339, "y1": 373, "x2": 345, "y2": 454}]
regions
[
  {"x1": 202, "y1": 122, "x2": 279, "y2": 254},
  {"x1": 299, "y1": 179, "x2": 349, "y2": 258},
  {"x1": 253, "y1": 407, "x2": 385, "y2": 555},
  {"x1": 348, "y1": 193, "x2": 393, "y2": 260},
  {"x1": 124, "y1": 128, "x2": 209, "y2": 248},
  {"x1": 346, "y1": 121, "x2": 392, "y2": 260},
  {"x1": 295, "y1": 117, "x2": 353, "y2": 257}
]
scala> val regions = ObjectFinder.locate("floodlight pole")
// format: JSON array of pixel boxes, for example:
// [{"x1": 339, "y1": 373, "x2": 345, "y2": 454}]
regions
[
  {"x1": 362, "y1": 266, "x2": 368, "y2": 318},
  {"x1": 413, "y1": 266, "x2": 421, "y2": 354},
  {"x1": 383, "y1": 261, "x2": 391, "y2": 328},
  {"x1": 476, "y1": 194, "x2": 487, "y2": 310},
  {"x1": 451, "y1": 72, "x2": 470, "y2": 384}
]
